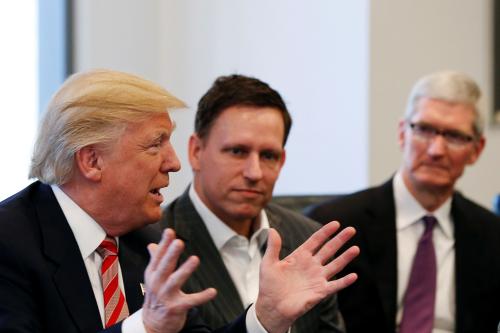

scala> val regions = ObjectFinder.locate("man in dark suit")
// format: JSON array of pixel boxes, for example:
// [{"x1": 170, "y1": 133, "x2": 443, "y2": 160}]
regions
[
  {"x1": 0, "y1": 69, "x2": 359, "y2": 333},
  {"x1": 307, "y1": 71, "x2": 500, "y2": 333},
  {"x1": 162, "y1": 75, "x2": 346, "y2": 333}
]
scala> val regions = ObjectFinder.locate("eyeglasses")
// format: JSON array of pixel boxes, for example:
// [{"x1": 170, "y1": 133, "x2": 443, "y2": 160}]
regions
[{"x1": 408, "y1": 122, "x2": 476, "y2": 148}]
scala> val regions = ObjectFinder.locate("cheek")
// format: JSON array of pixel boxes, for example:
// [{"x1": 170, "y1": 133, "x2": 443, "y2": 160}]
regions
[
  {"x1": 262, "y1": 169, "x2": 280, "y2": 187},
  {"x1": 450, "y1": 155, "x2": 471, "y2": 173}
]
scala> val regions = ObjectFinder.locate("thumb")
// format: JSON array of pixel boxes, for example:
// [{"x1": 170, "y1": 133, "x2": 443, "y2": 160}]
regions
[{"x1": 263, "y1": 228, "x2": 282, "y2": 265}]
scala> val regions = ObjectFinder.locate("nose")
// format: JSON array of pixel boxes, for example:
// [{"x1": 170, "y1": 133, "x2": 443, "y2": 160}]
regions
[
  {"x1": 243, "y1": 153, "x2": 263, "y2": 181},
  {"x1": 427, "y1": 134, "x2": 447, "y2": 157},
  {"x1": 161, "y1": 143, "x2": 181, "y2": 173}
]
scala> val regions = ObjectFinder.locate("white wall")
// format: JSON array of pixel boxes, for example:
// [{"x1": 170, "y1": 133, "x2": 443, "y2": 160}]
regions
[
  {"x1": 74, "y1": 0, "x2": 371, "y2": 204},
  {"x1": 0, "y1": 2, "x2": 38, "y2": 201},
  {"x1": 73, "y1": 0, "x2": 499, "y2": 209},
  {"x1": 369, "y1": 0, "x2": 500, "y2": 209}
]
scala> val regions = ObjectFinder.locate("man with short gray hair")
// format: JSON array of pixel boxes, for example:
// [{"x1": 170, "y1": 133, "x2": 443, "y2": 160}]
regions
[{"x1": 307, "y1": 71, "x2": 500, "y2": 333}]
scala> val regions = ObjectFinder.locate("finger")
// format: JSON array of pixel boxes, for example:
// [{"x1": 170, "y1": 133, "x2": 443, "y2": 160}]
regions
[
  {"x1": 262, "y1": 228, "x2": 282, "y2": 265},
  {"x1": 154, "y1": 239, "x2": 185, "y2": 283},
  {"x1": 181, "y1": 288, "x2": 218, "y2": 309},
  {"x1": 324, "y1": 245, "x2": 360, "y2": 279},
  {"x1": 147, "y1": 229, "x2": 176, "y2": 271},
  {"x1": 315, "y1": 226, "x2": 356, "y2": 264},
  {"x1": 325, "y1": 272, "x2": 358, "y2": 294},
  {"x1": 159, "y1": 255, "x2": 201, "y2": 295},
  {"x1": 298, "y1": 221, "x2": 340, "y2": 254}
]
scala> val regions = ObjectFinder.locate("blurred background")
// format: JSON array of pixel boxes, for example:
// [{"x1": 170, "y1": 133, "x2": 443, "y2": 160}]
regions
[{"x1": 2, "y1": 0, "x2": 499, "y2": 211}]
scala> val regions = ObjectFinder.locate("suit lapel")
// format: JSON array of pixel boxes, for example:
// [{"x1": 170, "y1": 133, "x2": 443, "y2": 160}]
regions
[
  {"x1": 359, "y1": 180, "x2": 398, "y2": 330},
  {"x1": 36, "y1": 184, "x2": 103, "y2": 333},
  {"x1": 119, "y1": 225, "x2": 161, "y2": 313},
  {"x1": 171, "y1": 192, "x2": 245, "y2": 323},
  {"x1": 265, "y1": 208, "x2": 294, "y2": 258}
]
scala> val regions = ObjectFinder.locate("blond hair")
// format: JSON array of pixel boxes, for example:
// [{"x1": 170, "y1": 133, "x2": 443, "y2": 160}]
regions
[{"x1": 29, "y1": 69, "x2": 186, "y2": 184}]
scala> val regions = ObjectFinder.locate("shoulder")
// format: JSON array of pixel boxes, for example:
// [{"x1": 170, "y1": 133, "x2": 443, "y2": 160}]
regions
[
  {"x1": 0, "y1": 182, "x2": 48, "y2": 244},
  {"x1": 161, "y1": 190, "x2": 194, "y2": 228},
  {"x1": 265, "y1": 202, "x2": 322, "y2": 236},
  {"x1": 452, "y1": 192, "x2": 500, "y2": 227},
  {"x1": 305, "y1": 181, "x2": 392, "y2": 224}
]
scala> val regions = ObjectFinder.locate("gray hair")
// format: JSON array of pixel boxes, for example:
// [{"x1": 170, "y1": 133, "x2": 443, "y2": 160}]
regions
[
  {"x1": 405, "y1": 71, "x2": 483, "y2": 137},
  {"x1": 29, "y1": 69, "x2": 186, "y2": 185}
]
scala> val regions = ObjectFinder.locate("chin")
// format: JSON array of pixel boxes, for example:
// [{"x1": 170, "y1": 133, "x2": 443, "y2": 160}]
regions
[
  {"x1": 416, "y1": 177, "x2": 453, "y2": 190},
  {"x1": 143, "y1": 210, "x2": 162, "y2": 225},
  {"x1": 233, "y1": 208, "x2": 261, "y2": 220}
]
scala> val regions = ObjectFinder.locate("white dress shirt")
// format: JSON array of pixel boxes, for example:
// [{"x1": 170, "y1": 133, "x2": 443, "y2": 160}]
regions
[
  {"x1": 190, "y1": 184, "x2": 270, "y2": 330},
  {"x1": 51, "y1": 185, "x2": 145, "y2": 333},
  {"x1": 393, "y1": 172, "x2": 455, "y2": 333},
  {"x1": 189, "y1": 185, "x2": 269, "y2": 307}
]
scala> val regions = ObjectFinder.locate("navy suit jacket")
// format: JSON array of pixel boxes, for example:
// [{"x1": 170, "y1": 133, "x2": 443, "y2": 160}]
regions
[
  {"x1": 161, "y1": 189, "x2": 345, "y2": 333},
  {"x1": 306, "y1": 179, "x2": 500, "y2": 333},
  {"x1": 0, "y1": 182, "x2": 244, "y2": 333}
]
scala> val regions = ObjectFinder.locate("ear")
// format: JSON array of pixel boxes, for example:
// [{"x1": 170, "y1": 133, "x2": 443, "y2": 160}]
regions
[
  {"x1": 188, "y1": 134, "x2": 203, "y2": 172},
  {"x1": 278, "y1": 149, "x2": 286, "y2": 170},
  {"x1": 75, "y1": 145, "x2": 103, "y2": 182},
  {"x1": 467, "y1": 136, "x2": 486, "y2": 165},
  {"x1": 397, "y1": 119, "x2": 407, "y2": 150}
]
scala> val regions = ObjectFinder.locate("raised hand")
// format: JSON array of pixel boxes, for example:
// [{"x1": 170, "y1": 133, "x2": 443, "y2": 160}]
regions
[
  {"x1": 142, "y1": 229, "x2": 217, "y2": 333},
  {"x1": 255, "y1": 221, "x2": 359, "y2": 333}
]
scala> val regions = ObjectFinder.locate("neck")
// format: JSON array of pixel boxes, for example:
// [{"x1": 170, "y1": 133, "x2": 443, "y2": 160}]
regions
[
  {"x1": 224, "y1": 217, "x2": 259, "y2": 239},
  {"x1": 60, "y1": 181, "x2": 118, "y2": 236}
]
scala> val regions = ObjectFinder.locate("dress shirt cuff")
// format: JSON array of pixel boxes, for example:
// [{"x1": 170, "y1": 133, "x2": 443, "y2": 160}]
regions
[
  {"x1": 122, "y1": 309, "x2": 147, "y2": 333},
  {"x1": 247, "y1": 303, "x2": 283, "y2": 333}
]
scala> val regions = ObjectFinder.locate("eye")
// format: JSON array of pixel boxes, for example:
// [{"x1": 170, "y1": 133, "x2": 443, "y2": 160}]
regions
[
  {"x1": 231, "y1": 147, "x2": 243, "y2": 155},
  {"x1": 145, "y1": 138, "x2": 165, "y2": 154},
  {"x1": 225, "y1": 146, "x2": 248, "y2": 157},
  {"x1": 444, "y1": 131, "x2": 473, "y2": 144},
  {"x1": 261, "y1": 151, "x2": 279, "y2": 161},
  {"x1": 415, "y1": 124, "x2": 437, "y2": 136}
]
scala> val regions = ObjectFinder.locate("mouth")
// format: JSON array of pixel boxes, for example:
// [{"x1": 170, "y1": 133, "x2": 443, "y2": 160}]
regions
[
  {"x1": 149, "y1": 187, "x2": 164, "y2": 203},
  {"x1": 234, "y1": 188, "x2": 265, "y2": 197},
  {"x1": 421, "y1": 163, "x2": 448, "y2": 170}
]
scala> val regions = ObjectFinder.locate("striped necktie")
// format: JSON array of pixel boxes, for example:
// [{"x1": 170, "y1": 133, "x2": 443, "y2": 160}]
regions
[{"x1": 96, "y1": 236, "x2": 130, "y2": 327}]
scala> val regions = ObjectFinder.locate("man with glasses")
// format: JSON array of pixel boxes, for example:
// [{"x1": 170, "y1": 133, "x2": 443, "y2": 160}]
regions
[{"x1": 307, "y1": 71, "x2": 500, "y2": 333}]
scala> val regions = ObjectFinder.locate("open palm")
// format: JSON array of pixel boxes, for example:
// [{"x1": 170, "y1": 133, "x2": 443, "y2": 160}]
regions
[{"x1": 256, "y1": 222, "x2": 359, "y2": 333}]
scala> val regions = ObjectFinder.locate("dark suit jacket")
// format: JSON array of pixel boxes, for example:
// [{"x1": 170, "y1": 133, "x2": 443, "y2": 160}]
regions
[
  {"x1": 306, "y1": 179, "x2": 500, "y2": 333},
  {"x1": 0, "y1": 182, "x2": 244, "y2": 333},
  {"x1": 161, "y1": 189, "x2": 345, "y2": 333}
]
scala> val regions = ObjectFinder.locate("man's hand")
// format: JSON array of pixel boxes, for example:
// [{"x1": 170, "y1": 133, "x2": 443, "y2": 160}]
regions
[
  {"x1": 256, "y1": 221, "x2": 359, "y2": 333},
  {"x1": 142, "y1": 229, "x2": 217, "y2": 333}
]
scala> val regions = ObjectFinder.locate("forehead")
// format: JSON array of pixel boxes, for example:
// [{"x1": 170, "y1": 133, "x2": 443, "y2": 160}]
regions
[
  {"x1": 411, "y1": 98, "x2": 476, "y2": 133},
  {"x1": 122, "y1": 113, "x2": 174, "y2": 139},
  {"x1": 208, "y1": 105, "x2": 285, "y2": 144}
]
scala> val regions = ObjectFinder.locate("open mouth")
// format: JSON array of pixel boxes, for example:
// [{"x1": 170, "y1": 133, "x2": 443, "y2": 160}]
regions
[{"x1": 149, "y1": 188, "x2": 163, "y2": 201}]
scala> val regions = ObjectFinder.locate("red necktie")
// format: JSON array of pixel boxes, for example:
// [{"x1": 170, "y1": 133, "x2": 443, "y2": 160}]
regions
[
  {"x1": 399, "y1": 215, "x2": 437, "y2": 333},
  {"x1": 96, "y1": 236, "x2": 130, "y2": 327}
]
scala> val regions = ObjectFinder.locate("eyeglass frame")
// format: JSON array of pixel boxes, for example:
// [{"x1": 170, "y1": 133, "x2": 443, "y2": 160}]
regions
[{"x1": 407, "y1": 121, "x2": 478, "y2": 148}]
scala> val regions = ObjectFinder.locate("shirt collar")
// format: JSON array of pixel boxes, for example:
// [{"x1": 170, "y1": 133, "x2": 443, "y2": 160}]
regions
[
  {"x1": 51, "y1": 185, "x2": 109, "y2": 258},
  {"x1": 393, "y1": 171, "x2": 453, "y2": 238},
  {"x1": 189, "y1": 184, "x2": 269, "y2": 250}
]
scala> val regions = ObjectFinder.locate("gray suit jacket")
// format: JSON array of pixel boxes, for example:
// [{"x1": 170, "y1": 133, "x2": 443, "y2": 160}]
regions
[{"x1": 161, "y1": 188, "x2": 345, "y2": 333}]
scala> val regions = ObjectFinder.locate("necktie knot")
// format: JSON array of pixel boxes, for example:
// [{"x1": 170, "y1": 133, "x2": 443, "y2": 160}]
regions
[
  {"x1": 96, "y1": 236, "x2": 118, "y2": 259},
  {"x1": 423, "y1": 215, "x2": 437, "y2": 231}
]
